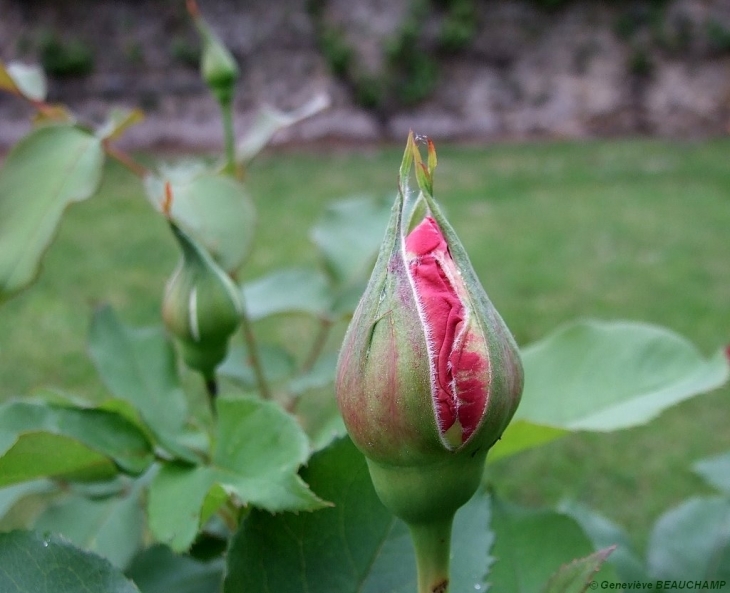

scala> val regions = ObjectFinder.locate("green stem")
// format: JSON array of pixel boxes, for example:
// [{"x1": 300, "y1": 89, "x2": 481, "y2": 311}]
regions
[
  {"x1": 220, "y1": 99, "x2": 237, "y2": 178},
  {"x1": 238, "y1": 304, "x2": 272, "y2": 400},
  {"x1": 408, "y1": 517, "x2": 453, "y2": 593}
]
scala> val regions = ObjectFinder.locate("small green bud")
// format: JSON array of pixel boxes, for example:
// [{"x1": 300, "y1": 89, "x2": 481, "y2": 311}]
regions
[
  {"x1": 162, "y1": 217, "x2": 242, "y2": 380},
  {"x1": 189, "y1": 0, "x2": 238, "y2": 105}
]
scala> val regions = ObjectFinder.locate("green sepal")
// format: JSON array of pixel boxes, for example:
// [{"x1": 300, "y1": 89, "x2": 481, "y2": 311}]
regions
[{"x1": 336, "y1": 186, "x2": 445, "y2": 466}]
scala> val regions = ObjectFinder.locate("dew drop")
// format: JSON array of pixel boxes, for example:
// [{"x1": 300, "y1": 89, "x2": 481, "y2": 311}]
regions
[
  {"x1": 474, "y1": 585, "x2": 482, "y2": 591},
  {"x1": 42, "y1": 541, "x2": 49, "y2": 548}
]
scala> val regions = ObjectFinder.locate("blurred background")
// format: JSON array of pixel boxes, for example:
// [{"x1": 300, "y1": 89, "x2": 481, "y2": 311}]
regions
[{"x1": 1, "y1": 0, "x2": 730, "y2": 149}]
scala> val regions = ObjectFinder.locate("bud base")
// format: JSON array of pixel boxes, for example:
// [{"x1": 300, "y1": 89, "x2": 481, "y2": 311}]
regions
[{"x1": 365, "y1": 449, "x2": 487, "y2": 526}]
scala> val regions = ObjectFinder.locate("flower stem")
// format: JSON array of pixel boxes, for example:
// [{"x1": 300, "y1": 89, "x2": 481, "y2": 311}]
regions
[
  {"x1": 301, "y1": 318, "x2": 333, "y2": 373},
  {"x1": 238, "y1": 304, "x2": 272, "y2": 400},
  {"x1": 219, "y1": 99, "x2": 238, "y2": 178},
  {"x1": 204, "y1": 375, "x2": 218, "y2": 417},
  {"x1": 408, "y1": 516, "x2": 453, "y2": 593}
]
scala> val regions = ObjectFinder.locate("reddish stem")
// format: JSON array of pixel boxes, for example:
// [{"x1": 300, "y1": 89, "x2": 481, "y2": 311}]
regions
[{"x1": 103, "y1": 142, "x2": 149, "y2": 178}]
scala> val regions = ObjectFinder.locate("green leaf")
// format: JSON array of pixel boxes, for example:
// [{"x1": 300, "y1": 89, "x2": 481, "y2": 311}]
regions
[
  {"x1": 451, "y1": 490, "x2": 495, "y2": 592},
  {"x1": 647, "y1": 496, "x2": 730, "y2": 582},
  {"x1": 0, "y1": 400, "x2": 154, "y2": 484},
  {"x1": 0, "y1": 530, "x2": 140, "y2": 593},
  {"x1": 310, "y1": 195, "x2": 392, "y2": 287},
  {"x1": 236, "y1": 93, "x2": 330, "y2": 163},
  {"x1": 126, "y1": 545, "x2": 224, "y2": 593},
  {"x1": 0, "y1": 124, "x2": 104, "y2": 300},
  {"x1": 488, "y1": 420, "x2": 566, "y2": 462},
  {"x1": 223, "y1": 436, "x2": 494, "y2": 593},
  {"x1": 558, "y1": 501, "x2": 648, "y2": 584},
  {"x1": 148, "y1": 397, "x2": 324, "y2": 552},
  {"x1": 145, "y1": 168, "x2": 255, "y2": 272},
  {"x1": 0, "y1": 432, "x2": 117, "y2": 485},
  {"x1": 33, "y1": 481, "x2": 145, "y2": 569},
  {"x1": 694, "y1": 452, "x2": 730, "y2": 494},
  {"x1": 521, "y1": 320, "x2": 729, "y2": 429},
  {"x1": 88, "y1": 306, "x2": 203, "y2": 462},
  {"x1": 224, "y1": 436, "x2": 405, "y2": 593},
  {"x1": 293, "y1": 388, "x2": 346, "y2": 451},
  {"x1": 489, "y1": 496, "x2": 618, "y2": 592},
  {"x1": 542, "y1": 547, "x2": 615, "y2": 593},
  {"x1": 242, "y1": 267, "x2": 334, "y2": 321},
  {"x1": 0, "y1": 61, "x2": 47, "y2": 100},
  {"x1": 218, "y1": 344, "x2": 296, "y2": 388},
  {"x1": 491, "y1": 320, "x2": 729, "y2": 460}
]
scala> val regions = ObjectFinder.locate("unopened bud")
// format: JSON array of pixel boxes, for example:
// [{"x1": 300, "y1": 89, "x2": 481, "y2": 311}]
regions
[
  {"x1": 189, "y1": 0, "x2": 238, "y2": 105},
  {"x1": 162, "y1": 219, "x2": 242, "y2": 380}
]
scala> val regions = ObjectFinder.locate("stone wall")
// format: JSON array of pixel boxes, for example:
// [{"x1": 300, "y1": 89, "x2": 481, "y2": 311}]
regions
[{"x1": 1, "y1": 0, "x2": 729, "y2": 149}]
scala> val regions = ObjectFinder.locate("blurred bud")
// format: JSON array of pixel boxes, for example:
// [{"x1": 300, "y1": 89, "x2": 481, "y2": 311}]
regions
[
  {"x1": 188, "y1": 0, "x2": 238, "y2": 105},
  {"x1": 162, "y1": 203, "x2": 242, "y2": 380},
  {"x1": 336, "y1": 132, "x2": 523, "y2": 525}
]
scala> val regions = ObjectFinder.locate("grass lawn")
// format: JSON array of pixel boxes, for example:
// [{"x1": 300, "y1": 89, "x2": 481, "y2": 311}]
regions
[{"x1": 1, "y1": 137, "x2": 728, "y2": 554}]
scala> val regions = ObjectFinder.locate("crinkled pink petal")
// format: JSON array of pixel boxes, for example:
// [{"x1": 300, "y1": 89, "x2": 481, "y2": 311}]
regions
[{"x1": 406, "y1": 217, "x2": 488, "y2": 443}]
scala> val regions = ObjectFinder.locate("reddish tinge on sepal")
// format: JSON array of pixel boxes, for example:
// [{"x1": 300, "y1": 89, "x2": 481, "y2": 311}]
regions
[{"x1": 406, "y1": 216, "x2": 489, "y2": 447}]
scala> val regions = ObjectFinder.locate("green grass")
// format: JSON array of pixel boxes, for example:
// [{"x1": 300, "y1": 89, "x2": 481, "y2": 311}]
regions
[{"x1": 1, "y1": 138, "x2": 729, "y2": 555}]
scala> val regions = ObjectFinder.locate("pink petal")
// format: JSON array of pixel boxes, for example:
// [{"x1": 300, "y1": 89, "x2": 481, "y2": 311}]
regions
[{"x1": 406, "y1": 217, "x2": 488, "y2": 444}]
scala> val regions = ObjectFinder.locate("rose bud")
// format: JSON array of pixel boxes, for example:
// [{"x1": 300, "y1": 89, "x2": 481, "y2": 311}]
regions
[
  {"x1": 336, "y1": 132, "x2": 523, "y2": 593},
  {"x1": 188, "y1": 0, "x2": 239, "y2": 106},
  {"x1": 161, "y1": 186, "x2": 242, "y2": 383}
]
